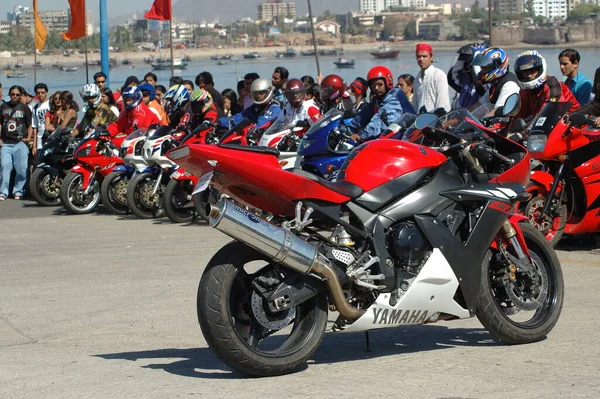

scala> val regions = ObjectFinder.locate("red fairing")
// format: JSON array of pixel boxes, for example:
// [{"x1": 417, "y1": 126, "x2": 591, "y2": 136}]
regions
[
  {"x1": 107, "y1": 102, "x2": 160, "y2": 136},
  {"x1": 338, "y1": 139, "x2": 447, "y2": 192},
  {"x1": 175, "y1": 144, "x2": 351, "y2": 216}
]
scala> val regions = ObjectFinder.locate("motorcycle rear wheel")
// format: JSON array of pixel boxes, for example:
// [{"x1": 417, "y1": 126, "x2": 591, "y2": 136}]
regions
[
  {"x1": 126, "y1": 172, "x2": 165, "y2": 219},
  {"x1": 164, "y1": 179, "x2": 195, "y2": 224},
  {"x1": 197, "y1": 241, "x2": 328, "y2": 377},
  {"x1": 476, "y1": 223, "x2": 564, "y2": 344},
  {"x1": 59, "y1": 172, "x2": 101, "y2": 214},
  {"x1": 30, "y1": 168, "x2": 62, "y2": 206},
  {"x1": 100, "y1": 171, "x2": 131, "y2": 215}
]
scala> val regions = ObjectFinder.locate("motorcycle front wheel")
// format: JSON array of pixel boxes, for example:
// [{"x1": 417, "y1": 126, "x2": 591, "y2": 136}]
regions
[
  {"x1": 30, "y1": 168, "x2": 62, "y2": 206},
  {"x1": 100, "y1": 171, "x2": 131, "y2": 215},
  {"x1": 197, "y1": 241, "x2": 328, "y2": 377},
  {"x1": 164, "y1": 179, "x2": 195, "y2": 224},
  {"x1": 126, "y1": 172, "x2": 165, "y2": 219},
  {"x1": 59, "y1": 172, "x2": 101, "y2": 214},
  {"x1": 477, "y1": 223, "x2": 564, "y2": 344}
]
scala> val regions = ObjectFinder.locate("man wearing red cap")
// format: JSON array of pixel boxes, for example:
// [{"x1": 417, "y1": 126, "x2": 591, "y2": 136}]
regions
[{"x1": 413, "y1": 43, "x2": 451, "y2": 113}]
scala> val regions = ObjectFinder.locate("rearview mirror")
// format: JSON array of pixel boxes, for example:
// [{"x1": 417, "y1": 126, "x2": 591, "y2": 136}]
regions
[
  {"x1": 414, "y1": 113, "x2": 437, "y2": 130},
  {"x1": 503, "y1": 93, "x2": 521, "y2": 117},
  {"x1": 569, "y1": 113, "x2": 588, "y2": 127}
]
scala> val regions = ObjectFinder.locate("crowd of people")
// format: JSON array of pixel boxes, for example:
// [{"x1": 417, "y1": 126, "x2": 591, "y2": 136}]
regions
[{"x1": 0, "y1": 42, "x2": 599, "y2": 201}]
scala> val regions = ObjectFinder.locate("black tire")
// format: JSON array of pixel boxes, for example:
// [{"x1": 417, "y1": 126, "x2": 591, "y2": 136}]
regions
[
  {"x1": 126, "y1": 172, "x2": 165, "y2": 219},
  {"x1": 100, "y1": 171, "x2": 131, "y2": 215},
  {"x1": 164, "y1": 179, "x2": 196, "y2": 223},
  {"x1": 476, "y1": 223, "x2": 564, "y2": 344},
  {"x1": 29, "y1": 168, "x2": 62, "y2": 206},
  {"x1": 59, "y1": 171, "x2": 101, "y2": 214},
  {"x1": 197, "y1": 241, "x2": 328, "y2": 377},
  {"x1": 192, "y1": 189, "x2": 210, "y2": 222},
  {"x1": 524, "y1": 195, "x2": 567, "y2": 247}
]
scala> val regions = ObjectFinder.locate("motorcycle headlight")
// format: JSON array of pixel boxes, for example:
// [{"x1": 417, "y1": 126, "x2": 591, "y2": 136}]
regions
[
  {"x1": 75, "y1": 146, "x2": 91, "y2": 157},
  {"x1": 298, "y1": 138, "x2": 318, "y2": 154},
  {"x1": 134, "y1": 141, "x2": 144, "y2": 156},
  {"x1": 527, "y1": 135, "x2": 547, "y2": 153}
]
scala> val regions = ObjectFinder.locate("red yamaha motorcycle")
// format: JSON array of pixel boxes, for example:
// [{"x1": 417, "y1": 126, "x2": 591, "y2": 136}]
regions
[
  {"x1": 521, "y1": 102, "x2": 600, "y2": 246},
  {"x1": 168, "y1": 94, "x2": 563, "y2": 377},
  {"x1": 60, "y1": 128, "x2": 126, "y2": 214}
]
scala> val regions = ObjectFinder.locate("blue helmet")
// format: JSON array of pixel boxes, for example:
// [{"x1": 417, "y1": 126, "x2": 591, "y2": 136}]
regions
[
  {"x1": 472, "y1": 47, "x2": 509, "y2": 83},
  {"x1": 137, "y1": 83, "x2": 156, "y2": 102},
  {"x1": 122, "y1": 87, "x2": 143, "y2": 110},
  {"x1": 163, "y1": 84, "x2": 190, "y2": 115}
]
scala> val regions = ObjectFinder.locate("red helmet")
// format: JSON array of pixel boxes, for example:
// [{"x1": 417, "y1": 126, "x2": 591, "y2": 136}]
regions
[
  {"x1": 367, "y1": 66, "x2": 394, "y2": 89},
  {"x1": 320, "y1": 74, "x2": 345, "y2": 102},
  {"x1": 284, "y1": 78, "x2": 306, "y2": 107}
]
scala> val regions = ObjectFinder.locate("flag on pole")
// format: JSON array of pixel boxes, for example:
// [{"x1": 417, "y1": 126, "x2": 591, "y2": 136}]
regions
[
  {"x1": 62, "y1": 0, "x2": 86, "y2": 40},
  {"x1": 144, "y1": 0, "x2": 172, "y2": 21},
  {"x1": 33, "y1": 0, "x2": 48, "y2": 51}
]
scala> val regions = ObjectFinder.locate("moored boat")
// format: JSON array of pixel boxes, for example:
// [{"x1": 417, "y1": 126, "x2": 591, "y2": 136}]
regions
[{"x1": 333, "y1": 58, "x2": 355, "y2": 68}]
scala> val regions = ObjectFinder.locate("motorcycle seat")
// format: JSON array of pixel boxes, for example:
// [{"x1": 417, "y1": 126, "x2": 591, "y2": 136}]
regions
[
  {"x1": 288, "y1": 168, "x2": 364, "y2": 199},
  {"x1": 219, "y1": 143, "x2": 280, "y2": 157},
  {"x1": 583, "y1": 130, "x2": 600, "y2": 142}
]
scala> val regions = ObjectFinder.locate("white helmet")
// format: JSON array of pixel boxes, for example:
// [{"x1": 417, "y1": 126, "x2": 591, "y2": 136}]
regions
[
  {"x1": 514, "y1": 50, "x2": 548, "y2": 91},
  {"x1": 81, "y1": 83, "x2": 101, "y2": 108},
  {"x1": 250, "y1": 78, "x2": 274, "y2": 105}
]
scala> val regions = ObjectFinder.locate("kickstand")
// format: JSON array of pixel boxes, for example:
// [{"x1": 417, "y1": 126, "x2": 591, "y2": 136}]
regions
[{"x1": 365, "y1": 332, "x2": 371, "y2": 352}]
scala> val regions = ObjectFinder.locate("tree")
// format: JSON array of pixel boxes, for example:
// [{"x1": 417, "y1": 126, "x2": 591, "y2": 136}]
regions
[
  {"x1": 568, "y1": 4, "x2": 600, "y2": 22},
  {"x1": 403, "y1": 21, "x2": 417, "y2": 40},
  {"x1": 456, "y1": 16, "x2": 480, "y2": 40},
  {"x1": 471, "y1": 0, "x2": 484, "y2": 19}
]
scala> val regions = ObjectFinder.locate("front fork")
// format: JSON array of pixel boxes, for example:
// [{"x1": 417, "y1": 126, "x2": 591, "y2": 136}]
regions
[
  {"x1": 541, "y1": 163, "x2": 564, "y2": 216},
  {"x1": 501, "y1": 219, "x2": 528, "y2": 260}
]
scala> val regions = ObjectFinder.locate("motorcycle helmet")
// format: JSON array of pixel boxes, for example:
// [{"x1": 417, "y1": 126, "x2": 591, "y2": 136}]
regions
[
  {"x1": 121, "y1": 87, "x2": 143, "y2": 110},
  {"x1": 367, "y1": 66, "x2": 394, "y2": 90},
  {"x1": 250, "y1": 78, "x2": 274, "y2": 105},
  {"x1": 320, "y1": 74, "x2": 345, "y2": 102},
  {"x1": 190, "y1": 89, "x2": 214, "y2": 114},
  {"x1": 514, "y1": 50, "x2": 548, "y2": 90},
  {"x1": 472, "y1": 47, "x2": 509, "y2": 83},
  {"x1": 457, "y1": 42, "x2": 486, "y2": 62},
  {"x1": 163, "y1": 84, "x2": 191, "y2": 115},
  {"x1": 284, "y1": 78, "x2": 306, "y2": 108},
  {"x1": 81, "y1": 83, "x2": 101, "y2": 109},
  {"x1": 137, "y1": 82, "x2": 156, "y2": 102}
]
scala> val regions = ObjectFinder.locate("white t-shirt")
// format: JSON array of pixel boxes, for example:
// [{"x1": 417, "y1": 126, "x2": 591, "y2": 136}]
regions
[
  {"x1": 412, "y1": 65, "x2": 451, "y2": 113},
  {"x1": 32, "y1": 100, "x2": 50, "y2": 150}
]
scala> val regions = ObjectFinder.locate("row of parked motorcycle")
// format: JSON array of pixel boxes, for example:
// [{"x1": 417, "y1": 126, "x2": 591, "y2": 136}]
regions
[{"x1": 29, "y1": 93, "x2": 600, "y2": 248}]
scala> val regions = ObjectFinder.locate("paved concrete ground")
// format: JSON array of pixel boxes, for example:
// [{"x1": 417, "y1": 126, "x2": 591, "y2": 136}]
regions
[{"x1": 1, "y1": 199, "x2": 600, "y2": 398}]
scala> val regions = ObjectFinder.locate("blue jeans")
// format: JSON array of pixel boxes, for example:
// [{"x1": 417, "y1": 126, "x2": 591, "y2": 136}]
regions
[{"x1": 0, "y1": 142, "x2": 29, "y2": 197}]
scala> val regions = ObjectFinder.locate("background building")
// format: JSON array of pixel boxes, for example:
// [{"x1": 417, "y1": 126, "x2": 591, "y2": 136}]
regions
[
  {"x1": 19, "y1": 10, "x2": 69, "y2": 35},
  {"x1": 258, "y1": 1, "x2": 296, "y2": 23},
  {"x1": 493, "y1": 0, "x2": 524, "y2": 15},
  {"x1": 360, "y1": 0, "x2": 386, "y2": 13}
]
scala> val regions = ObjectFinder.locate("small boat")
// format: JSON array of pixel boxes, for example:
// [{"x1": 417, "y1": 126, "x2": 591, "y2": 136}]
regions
[
  {"x1": 320, "y1": 48, "x2": 344, "y2": 56},
  {"x1": 121, "y1": 58, "x2": 133, "y2": 66},
  {"x1": 333, "y1": 58, "x2": 355, "y2": 68},
  {"x1": 210, "y1": 54, "x2": 233, "y2": 61},
  {"x1": 62, "y1": 66, "x2": 78, "y2": 72},
  {"x1": 151, "y1": 58, "x2": 188, "y2": 70},
  {"x1": 370, "y1": 45, "x2": 399, "y2": 59},
  {"x1": 6, "y1": 72, "x2": 28, "y2": 79},
  {"x1": 300, "y1": 49, "x2": 315, "y2": 56},
  {"x1": 63, "y1": 51, "x2": 71, "y2": 57},
  {"x1": 33, "y1": 61, "x2": 43, "y2": 67},
  {"x1": 217, "y1": 60, "x2": 228, "y2": 65},
  {"x1": 183, "y1": 55, "x2": 192, "y2": 62},
  {"x1": 275, "y1": 48, "x2": 297, "y2": 58},
  {"x1": 243, "y1": 52, "x2": 261, "y2": 59},
  {"x1": 14, "y1": 62, "x2": 23, "y2": 69}
]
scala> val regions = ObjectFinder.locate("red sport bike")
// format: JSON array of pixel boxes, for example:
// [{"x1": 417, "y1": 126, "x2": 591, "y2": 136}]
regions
[
  {"x1": 168, "y1": 94, "x2": 563, "y2": 377},
  {"x1": 60, "y1": 127, "x2": 126, "y2": 214},
  {"x1": 522, "y1": 102, "x2": 600, "y2": 246}
]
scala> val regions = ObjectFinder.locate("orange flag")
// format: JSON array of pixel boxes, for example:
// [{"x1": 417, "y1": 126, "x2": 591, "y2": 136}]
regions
[
  {"x1": 62, "y1": 0, "x2": 86, "y2": 41},
  {"x1": 33, "y1": 0, "x2": 48, "y2": 51}
]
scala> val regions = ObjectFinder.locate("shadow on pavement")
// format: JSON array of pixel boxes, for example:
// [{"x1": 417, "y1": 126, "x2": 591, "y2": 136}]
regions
[{"x1": 94, "y1": 325, "x2": 498, "y2": 379}]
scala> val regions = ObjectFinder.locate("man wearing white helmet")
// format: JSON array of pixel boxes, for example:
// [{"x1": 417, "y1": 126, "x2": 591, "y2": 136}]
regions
[
  {"x1": 72, "y1": 83, "x2": 118, "y2": 138},
  {"x1": 218, "y1": 78, "x2": 281, "y2": 130},
  {"x1": 513, "y1": 50, "x2": 579, "y2": 120}
]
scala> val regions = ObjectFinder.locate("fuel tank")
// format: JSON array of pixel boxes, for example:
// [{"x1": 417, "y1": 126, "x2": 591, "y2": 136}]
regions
[{"x1": 337, "y1": 139, "x2": 447, "y2": 192}]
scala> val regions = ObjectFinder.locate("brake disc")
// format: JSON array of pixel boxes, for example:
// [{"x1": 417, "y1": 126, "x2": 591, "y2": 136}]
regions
[
  {"x1": 251, "y1": 291, "x2": 295, "y2": 330},
  {"x1": 503, "y1": 252, "x2": 548, "y2": 311}
]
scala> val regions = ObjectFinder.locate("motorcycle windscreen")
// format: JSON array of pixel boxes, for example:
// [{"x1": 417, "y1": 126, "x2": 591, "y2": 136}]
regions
[
  {"x1": 147, "y1": 125, "x2": 173, "y2": 140},
  {"x1": 528, "y1": 102, "x2": 573, "y2": 136}
]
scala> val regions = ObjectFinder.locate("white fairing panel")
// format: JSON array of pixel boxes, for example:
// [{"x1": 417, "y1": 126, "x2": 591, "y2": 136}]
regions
[{"x1": 342, "y1": 249, "x2": 471, "y2": 333}]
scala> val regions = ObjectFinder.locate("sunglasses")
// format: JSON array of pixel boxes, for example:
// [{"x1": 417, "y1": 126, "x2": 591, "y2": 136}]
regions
[{"x1": 10, "y1": 93, "x2": 21, "y2": 97}]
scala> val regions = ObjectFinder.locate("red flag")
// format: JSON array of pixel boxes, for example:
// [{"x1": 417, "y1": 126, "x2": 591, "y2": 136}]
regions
[
  {"x1": 62, "y1": 0, "x2": 86, "y2": 41},
  {"x1": 144, "y1": 0, "x2": 172, "y2": 21}
]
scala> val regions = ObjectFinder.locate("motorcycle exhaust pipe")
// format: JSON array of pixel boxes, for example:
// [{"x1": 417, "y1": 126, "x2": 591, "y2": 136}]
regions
[{"x1": 208, "y1": 200, "x2": 365, "y2": 321}]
